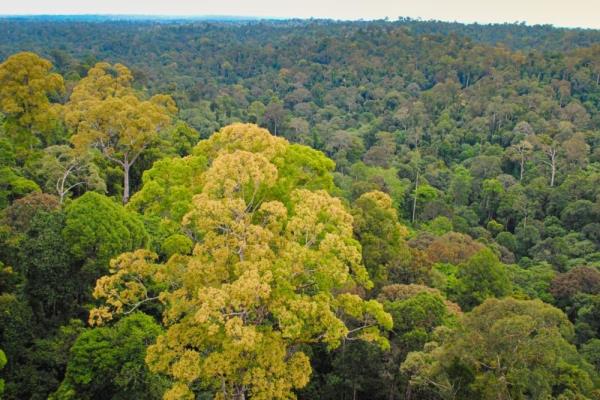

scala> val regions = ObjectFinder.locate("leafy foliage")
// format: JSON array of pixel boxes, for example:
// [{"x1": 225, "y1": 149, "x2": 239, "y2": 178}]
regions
[
  {"x1": 0, "y1": 17, "x2": 599, "y2": 400},
  {"x1": 90, "y1": 125, "x2": 392, "y2": 399}
]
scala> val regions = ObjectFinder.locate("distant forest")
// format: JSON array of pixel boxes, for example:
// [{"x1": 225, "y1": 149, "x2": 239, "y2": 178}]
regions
[{"x1": 0, "y1": 17, "x2": 600, "y2": 400}]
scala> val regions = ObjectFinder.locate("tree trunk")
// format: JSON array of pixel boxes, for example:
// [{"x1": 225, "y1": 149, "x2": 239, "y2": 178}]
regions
[
  {"x1": 550, "y1": 158, "x2": 556, "y2": 187},
  {"x1": 519, "y1": 154, "x2": 525, "y2": 181},
  {"x1": 412, "y1": 169, "x2": 419, "y2": 224},
  {"x1": 58, "y1": 176, "x2": 66, "y2": 204},
  {"x1": 123, "y1": 162, "x2": 130, "y2": 204}
]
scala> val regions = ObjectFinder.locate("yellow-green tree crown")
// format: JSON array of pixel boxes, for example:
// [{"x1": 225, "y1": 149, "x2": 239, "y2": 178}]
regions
[{"x1": 91, "y1": 123, "x2": 392, "y2": 400}]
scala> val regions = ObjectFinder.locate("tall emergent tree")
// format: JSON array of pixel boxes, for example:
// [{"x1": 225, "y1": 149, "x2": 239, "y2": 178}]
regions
[
  {"x1": 65, "y1": 62, "x2": 176, "y2": 203},
  {"x1": 0, "y1": 52, "x2": 65, "y2": 149},
  {"x1": 89, "y1": 124, "x2": 392, "y2": 400}
]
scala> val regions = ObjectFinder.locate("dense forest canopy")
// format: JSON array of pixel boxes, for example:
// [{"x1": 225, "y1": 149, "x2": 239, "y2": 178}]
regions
[{"x1": 0, "y1": 16, "x2": 599, "y2": 400}]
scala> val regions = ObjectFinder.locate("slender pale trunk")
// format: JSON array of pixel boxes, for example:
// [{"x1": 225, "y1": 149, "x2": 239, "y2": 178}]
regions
[
  {"x1": 550, "y1": 158, "x2": 556, "y2": 187},
  {"x1": 548, "y1": 148, "x2": 557, "y2": 187},
  {"x1": 123, "y1": 161, "x2": 130, "y2": 204},
  {"x1": 58, "y1": 173, "x2": 67, "y2": 204},
  {"x1": 519, "y1": 154, "x2": 525, "y2": 181},
  {"x1": 412, "y1": 169, "x2": 419, "y2": 224}
]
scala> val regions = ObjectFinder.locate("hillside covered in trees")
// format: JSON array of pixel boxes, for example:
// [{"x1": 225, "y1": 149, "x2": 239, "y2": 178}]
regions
[{"x1": 0, "y1": 17, "x2": 600, "y2": 400}]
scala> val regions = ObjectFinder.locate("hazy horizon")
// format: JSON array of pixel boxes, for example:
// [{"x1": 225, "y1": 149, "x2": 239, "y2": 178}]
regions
[
  {"x1": 1, "y1": 14, "x2": 599, "y2": 30},
  {"x1": 1, "y1": 0, "x2": 599, "y2": 29}
]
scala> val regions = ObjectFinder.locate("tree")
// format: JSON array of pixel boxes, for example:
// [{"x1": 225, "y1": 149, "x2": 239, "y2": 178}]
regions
[
  {"x1": 34, "y1": 145, "x2": 106, "y2": 203},
  {"x1": 363, "y1": 132, "x2": 396, "y2": 168},
  {"x1": 453, "y1": 248, "x2": 511, "y2": 310},
  {"x1": 507, "y1": 139, "x2": 533, "y2": 181},
  {"x1": 287, "y1": 117, "x2": 310, "y2": 144},
  {"x1": 0, "y1": 167, "x2": 40, "y2": 209},
  {"x1": 402, "y1": 298, "x2": 598, "y2": 400},
  {"x1": 89, "y1": 124, "x2": 392, "y2": 399},
  {"x1": 561, "y1": 200, "x2": 598, "y2": 231},
  {"x1": 262, "y1": 99, "x2": 286, "y2": 136},
  {"x1": 25, "y1": 320, "x2": 86, "y2": 400},
  {"x1": 65, "y1": 62, "x2": 176, "y2": 203},
  {"x1": 550, "y1": 266, "x2": 600, "y2": 310},
  {"x1": 411, "y1": 183, "x2": 439, "y2": 224},
  {"x1": 532, "y1": 134, "x2": 560, "y2": 187},
  {"x1": 0, "y1": 52, "x2": 65, "y2": 148},
  {"x1": 562, "y1": 132, "x2": 590, "y2": 170},
  {"x1": 52, "y1": 314, "x2": 165, "y2": 400},
  {"x1": 448, "y1": 166, "x2": 472, "y2": 206},
  {"x1": 18, "y1": 210, "x2": 79, "y2": 323},
  {"x1": 425, "y1": 232, "x2": 485, "y2": 265},
  {"x1": 352, "y1": 191, "x2": 410, "y2": 286},
  {"x1": 128, "y1": 155, "x2": 208, "y2": 223},
  {"x1": 480, "y1": 178, "x2": 504, "y2": 221},
  {"x1": 63, "y1": 192, "x2": 148, "y2": 284},
  {"x1": 0, "y1": 192, "x2": 60, "y2": 270},
  {"x1": 581, "y1": 339, "x2": 600, "y2": 372},
  {"x1": 311, "y1": 286, "x2": 459, "y2": 400},
  {"x1": 0, "y1": 293, "x2": 34, "y2": 399}
]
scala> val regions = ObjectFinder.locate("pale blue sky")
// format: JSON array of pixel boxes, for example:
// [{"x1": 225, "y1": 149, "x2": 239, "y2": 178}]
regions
[{"x1": 1, "y1": 0, "x2": 599, "y2": 29}]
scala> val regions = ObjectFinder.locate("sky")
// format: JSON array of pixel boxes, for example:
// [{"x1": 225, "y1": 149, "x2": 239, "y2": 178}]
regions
[{"x1": 1, "y1": 0, "x2": 600, "y2": 29}]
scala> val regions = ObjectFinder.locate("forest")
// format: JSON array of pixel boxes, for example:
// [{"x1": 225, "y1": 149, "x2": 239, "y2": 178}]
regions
[{"x1": 0, "y1": 16, "x2": 600, "y2": 399}]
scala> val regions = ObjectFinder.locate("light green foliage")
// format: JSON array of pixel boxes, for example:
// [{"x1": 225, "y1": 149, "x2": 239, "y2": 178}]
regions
[
  {"x1": 507, "y1": 263, "x2": 556, "y2": 303},
  {"x1": 52, "y1": 313, "x2": 165, "y2": 400},
  {"x1": 448, "y1": 165, "x2": 472, "y2": 206},
  {"x1": 130, "y1": 124, "x2": 336, "y2": 258},
  {"x1": 495, "y1": 231, "x2": 517, "y2": 253},
  {"x1": 480, "y1": 178, "x2": 504, "y2": 220},
  {"x1": 352, "y1": 190, "x2": 411, "y2": 285},
  {"x1": 160, "y1": 234, "x2": 193, "y2": 258},
  {"x1": 194, "y1": 123, "x2": 336, "y2": 203},
  {"x1": 336, "y1": 162, "x2": 409, "y2": 209},
  {"x1": 0, "y1": 167, "x2": 40, "y2": 208},
  {"x1": 158, "y1": 121, "x2": 200, "y2": 157},
  {"x1": 270, "y1": 143, "x2": 336, "y2": 204},
  {"x1": 63, "y1": 192, "x2": 148, "y2": 277},
  {"x1": 411, "y1": 182, "x2": 439, "y2": 217},
  {"x1": 0, "y1": 138, "x2": 16, "y2": 167},
  {"x1": 425, "y1": 216, "x2": 454, "y2": 236},
  {"x1": 0, "y1": 348, "x2": 6, "y2": 396},
  {"x1": 379, "y1": 287, "x2": 457, "y2": 353},
  {"x1": 454, "y1": 248, "x2": 512, "y2": 310},
  {"x1": 32, "y1": 145, "x2": 106, "y2": 203},
  {"x1": 132, "y1": 124, "x2": 335, "y2": 225},
  {"x1": 581, "y1": 339, "x2": 600, "y2": 372},
  {"x1": 128, "y1": 155, "x2": 207, "y2": 223}
]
